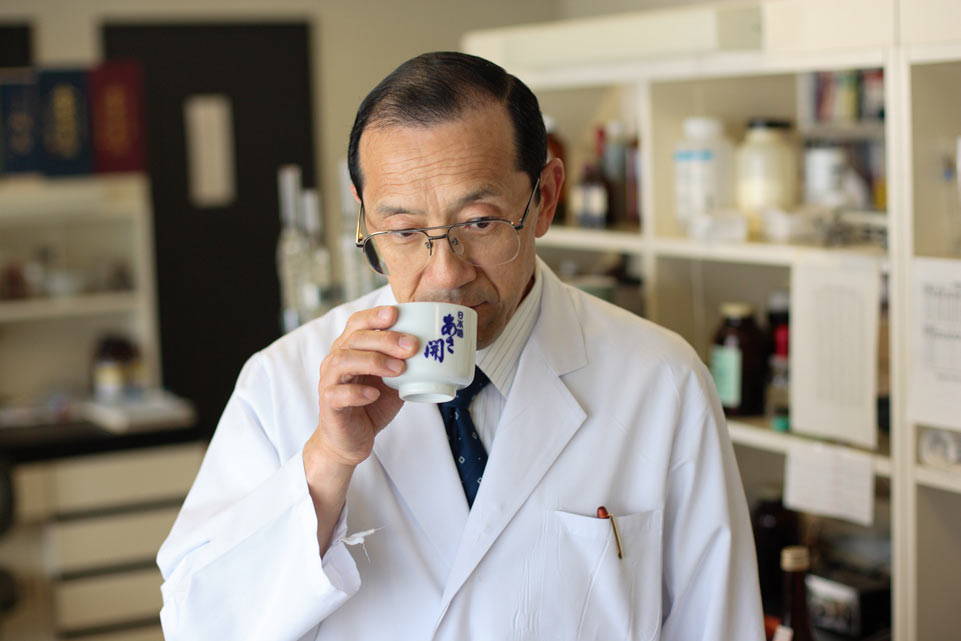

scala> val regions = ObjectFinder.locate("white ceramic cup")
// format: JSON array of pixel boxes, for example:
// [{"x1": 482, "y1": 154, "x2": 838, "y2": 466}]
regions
[{"x1": 382, "y1": 302, "x2": 478, "y2": 403}]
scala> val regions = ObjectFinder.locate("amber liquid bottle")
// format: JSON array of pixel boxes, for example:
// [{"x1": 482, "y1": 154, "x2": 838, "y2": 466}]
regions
[{"x1": 781, "y1": 546, "x2": 815, "y2": 641}]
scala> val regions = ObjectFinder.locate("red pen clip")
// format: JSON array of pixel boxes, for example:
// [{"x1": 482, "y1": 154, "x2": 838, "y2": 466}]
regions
[{"x1": 596, "y1": 506, "x2": 624, "y2": 559}]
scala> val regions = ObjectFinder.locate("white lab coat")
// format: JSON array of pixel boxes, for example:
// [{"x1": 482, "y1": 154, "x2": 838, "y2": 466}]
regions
[{"x1": 158, "y1": 259, "x2": 764, "y2": 641}]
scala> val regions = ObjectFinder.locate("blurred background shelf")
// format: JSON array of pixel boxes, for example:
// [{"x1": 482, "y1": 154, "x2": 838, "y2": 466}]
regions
[
  {"x1": 914, "y1": 465, "x2": 961, "y2": 496},
  {"x1": 0, "y1": 293, "x2": 139, "y2": 324},
  {"x1": 0, "y1": 174, "x2": 148, "y2": 226},
  {"x1": 649, "y1": 236, "x2": 888, "y2": 268},
  {"x1": 728, "y1": 417, "x2": 892, "y2": 478},
  {"x1": 538, "y1": 225, "x2": 645, "y2": 253}
]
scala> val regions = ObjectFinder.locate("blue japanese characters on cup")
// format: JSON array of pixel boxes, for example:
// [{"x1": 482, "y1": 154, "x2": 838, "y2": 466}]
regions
[{"x1": 383, "y1": 302, "x2": 478, "y2": 403}]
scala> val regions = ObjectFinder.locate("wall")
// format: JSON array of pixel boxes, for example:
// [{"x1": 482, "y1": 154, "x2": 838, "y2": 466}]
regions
[
  {"x1": 0, "y1": 0, "x2": 557, "y2": 240},
  {"x1": 558, "y1": 0, "x2": 709, "y2": 19}
]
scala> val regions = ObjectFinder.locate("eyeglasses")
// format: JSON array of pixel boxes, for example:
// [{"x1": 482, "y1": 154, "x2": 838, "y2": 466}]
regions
[{"x1": 354, "y1": 178, "x2": 541, "y2": 276}]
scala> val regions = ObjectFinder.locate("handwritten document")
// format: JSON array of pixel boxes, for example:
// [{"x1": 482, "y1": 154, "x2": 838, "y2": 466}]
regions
[
  {"x1": 784, "y1": 441, "x2": 875, "y2": 527},
  {"x1": 791, "y1": 260, "x2": 880, "y2": 449},
  {"x1": 910, "y1": 258, "x2": 961, "y2": 432}
]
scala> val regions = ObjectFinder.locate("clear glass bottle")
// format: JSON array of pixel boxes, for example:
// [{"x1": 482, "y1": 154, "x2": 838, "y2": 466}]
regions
[
  {"x1": 298, "y1": 189, "x2": 336, "y2": 322},
  {"x1": 277, "y1": 165, "x2": 308, "y2": 332}
]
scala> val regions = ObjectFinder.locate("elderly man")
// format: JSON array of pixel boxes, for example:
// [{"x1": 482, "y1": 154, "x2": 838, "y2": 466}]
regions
[{"x1": 158, "y1": 51, "x2": 764, "y2": 641}]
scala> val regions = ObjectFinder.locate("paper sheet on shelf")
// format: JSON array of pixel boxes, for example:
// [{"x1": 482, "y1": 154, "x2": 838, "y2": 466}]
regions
[
  {"x1": 910, "y1": 257, "x2": 961, "y2": 432},
  {"x1": 784, "y1": 441, "x2": 875, "y2": 527},
  {"x1": 790, "y1": 260, "x2": 879, "y2": 449}
]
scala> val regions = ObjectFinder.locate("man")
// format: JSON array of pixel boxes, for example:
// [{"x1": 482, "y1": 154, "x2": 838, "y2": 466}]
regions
[{"x1": 158, "y1": 52, "x2": 764, "y2": 640}]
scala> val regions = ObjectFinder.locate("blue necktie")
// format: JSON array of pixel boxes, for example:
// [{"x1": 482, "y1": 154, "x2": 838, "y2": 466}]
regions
[{"x1": 438, "y1": 367, "x2": 490, "y2": 508}]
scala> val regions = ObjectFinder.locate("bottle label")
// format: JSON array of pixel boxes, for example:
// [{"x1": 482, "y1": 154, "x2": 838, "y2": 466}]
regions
[{"x1": 710, "y1": 345, "x2": 742, "y2": 408}]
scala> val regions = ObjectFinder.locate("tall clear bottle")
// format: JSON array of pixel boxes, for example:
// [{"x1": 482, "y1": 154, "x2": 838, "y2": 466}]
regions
[
  {"x1": 298, "y1": 189, "x2": 336, "y2": 322},
  {"x1": 277, "y1": 165, "x2": 308, "y2": 333}
]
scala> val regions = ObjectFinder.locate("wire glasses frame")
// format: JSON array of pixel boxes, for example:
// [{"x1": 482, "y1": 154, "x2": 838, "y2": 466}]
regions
[{"x1": 354, "y1": 177, "x2": 542, "y2": 275}]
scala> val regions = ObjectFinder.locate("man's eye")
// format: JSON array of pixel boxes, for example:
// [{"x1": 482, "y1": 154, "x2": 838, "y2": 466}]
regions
[
  {"x1": 387, "y1": 230, "x2": 422, "y2": 243},
  {"x1": 463, "y1": 219, "x2": 497, "y2": 231}
]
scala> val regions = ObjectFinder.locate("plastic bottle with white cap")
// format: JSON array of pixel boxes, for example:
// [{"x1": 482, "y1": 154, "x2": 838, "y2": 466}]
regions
[{"x1": 673, "y1": 117, "x2": 735, "y2": 233}]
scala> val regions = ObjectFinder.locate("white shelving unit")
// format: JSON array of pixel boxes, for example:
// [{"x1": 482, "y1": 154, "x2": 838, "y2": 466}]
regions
[
  {"x1": 0, "y1": 173, "x2": 163, "y2": 405},
  {"x1": 467, "y1": 2, "x2": 961, "y2": 639}
]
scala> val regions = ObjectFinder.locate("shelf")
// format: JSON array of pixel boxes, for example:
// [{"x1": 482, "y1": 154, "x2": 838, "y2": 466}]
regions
[
  {"x1": 915, "y1": 465, "x2": 961, "y2": 495},
  {"x1": 0, "y1": 292, "x2": 139, "y2": 323},
  {"x1": 0, "y1": 174, "x2": 148, "y2": 226},
  {"x1": 652, "y1": 237, "x2": 888, "y2": 268},
  {"x1": 538, "y1": 226, "x2": 645, "y2": 254},
  {"x1": 727, "y1": 417, "x2": 892, "y2": 478},
  {"x1": 519, "y1": 49, "x2": 890, "y2": 90},
  {"x1": 799, "y1": 119, "x2": 886, "y2": 141}
]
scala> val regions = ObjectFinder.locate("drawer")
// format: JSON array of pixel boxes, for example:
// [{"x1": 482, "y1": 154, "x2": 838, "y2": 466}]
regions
[
  {"x1": 51, "y1": 443, "x2": 204, "y2": 514},
  {"x1": 55, "y1": 568, "x2": 162, "y2": 631},
  {"x1": 13, "y1": 462, "x2": 53, "y2": 523},
  {"x1": 48, "y1": 507, "x2": 180, "y2": 575}
]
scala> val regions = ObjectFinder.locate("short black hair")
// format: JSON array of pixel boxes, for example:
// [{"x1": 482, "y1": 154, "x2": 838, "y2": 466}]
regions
[{"x1": 347, "y1": 51, "x2": 546, "y2": 202}]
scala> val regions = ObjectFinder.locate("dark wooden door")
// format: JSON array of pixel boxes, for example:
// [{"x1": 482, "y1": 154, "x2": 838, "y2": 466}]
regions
[{"x1": 103, "y1": 23, "x2": 316, "y2": 436}]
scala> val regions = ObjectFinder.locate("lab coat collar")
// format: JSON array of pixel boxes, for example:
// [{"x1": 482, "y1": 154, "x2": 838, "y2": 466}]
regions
[{"x1": 372, "y1": 259, "x2": 589, "y2": 617}]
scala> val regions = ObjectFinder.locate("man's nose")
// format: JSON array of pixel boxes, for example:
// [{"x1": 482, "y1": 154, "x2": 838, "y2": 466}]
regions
[{"x1": 422, "y1": 235, "x2": 476, "y2": 290}]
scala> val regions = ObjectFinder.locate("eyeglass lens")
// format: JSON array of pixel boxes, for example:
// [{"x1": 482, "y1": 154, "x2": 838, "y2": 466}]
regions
[{"x1": 364, "y1": 220, "x2": 521, "y2": 275}]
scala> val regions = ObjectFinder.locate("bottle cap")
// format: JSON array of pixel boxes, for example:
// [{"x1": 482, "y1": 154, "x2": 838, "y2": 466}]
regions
[
  {"x1": 720, "y1": 302, "x2": 754, "y2": 319},
  {"x1": 781, "y1": 545, "x2": 810, "y2": 571},
  {"x1": 683, "y1": 117, "x2": 723, "y2": 140}
]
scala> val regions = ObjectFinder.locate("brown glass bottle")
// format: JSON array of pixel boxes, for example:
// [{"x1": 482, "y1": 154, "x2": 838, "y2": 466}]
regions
[
  {"x1": 710, "y1": 302, "x2": 766, "y2": 416},
  {"x1": 781, "y1": 546, "x2": 815, "y2": 641}
]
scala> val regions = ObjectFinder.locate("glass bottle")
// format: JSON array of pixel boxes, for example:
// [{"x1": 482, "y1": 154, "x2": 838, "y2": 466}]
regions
[
  {"x1": 780, "y1": 546, "x2": 815, "y2": 641},
  {"x1": 277, "y1": 165, "x2": 308, "y2": 332},
  {"x1": 711, "y1": 302, "x2": 766, "y2": 416},
  {"x1": 752, "y1": 485, "x2": 800, "y2": 616},
  {"x1": 543, "y1": 114, "x2": 567, "y2": 225},
  {"x1": 736, "y1": 118, "x2": 799, "y2": 238}
]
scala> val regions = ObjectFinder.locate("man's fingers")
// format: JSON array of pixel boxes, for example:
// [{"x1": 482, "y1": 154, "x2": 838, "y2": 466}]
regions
[
  {"x1": 345, "y1": 329, "x2": 419, "y2": 360},
  {"x1": 323, "y1": 383, "x2": 381, "y2": 410},
  {"x1": 342, "y1": 305, "x2": 398, "y2": 337},
  {"x1": 323, "y1": 348, "x2": 405, "y2": 384}
]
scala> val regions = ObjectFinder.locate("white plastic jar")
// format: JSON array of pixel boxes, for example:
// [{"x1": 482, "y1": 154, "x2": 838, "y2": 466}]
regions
[
  {"x1": 673, "y1": 117, "x2": 735, "y2": 233},
  {"x1": 736, "y1": 118, "x2": 799, "y2": 236}
]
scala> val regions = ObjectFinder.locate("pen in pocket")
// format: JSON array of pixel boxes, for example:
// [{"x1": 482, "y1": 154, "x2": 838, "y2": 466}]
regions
[{"x1": 596, "y1": 506, "x2": 623, "y2": 559}]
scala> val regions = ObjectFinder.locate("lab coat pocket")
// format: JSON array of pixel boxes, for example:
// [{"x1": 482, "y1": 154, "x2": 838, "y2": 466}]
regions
[{"x1": 553, "y1": 509, "x2": 663, "y2": 641}]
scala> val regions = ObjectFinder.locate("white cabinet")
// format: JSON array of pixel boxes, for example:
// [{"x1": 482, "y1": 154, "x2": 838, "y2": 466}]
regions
[
  {"x1": 0, "y1": 174, "x2": 162, "y2": 411},
  {"x1": 466, "y1": 2, "x2": 961, "y2": 638},
  {"x1": 4, "y1": 443, "x2": 204, "y2": 641}
]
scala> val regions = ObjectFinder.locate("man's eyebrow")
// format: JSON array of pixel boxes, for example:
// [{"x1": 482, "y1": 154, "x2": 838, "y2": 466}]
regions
[{"x1": 374, "y1": 186, "x2": 502, "y2": 218}]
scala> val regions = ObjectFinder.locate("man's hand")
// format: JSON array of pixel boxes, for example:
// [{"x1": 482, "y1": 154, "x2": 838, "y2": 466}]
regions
[
  {"x1": 307, "y1": 305, "x2": 419, "y2": 467},
  {"x1": 302, "y1": 305, "x2": 418, "y2": 552}
]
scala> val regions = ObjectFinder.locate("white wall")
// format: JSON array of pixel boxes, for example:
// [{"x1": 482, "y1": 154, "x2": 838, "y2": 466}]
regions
[{"x1": 0, "y1": 0, "x2": 557, "y2": 237}]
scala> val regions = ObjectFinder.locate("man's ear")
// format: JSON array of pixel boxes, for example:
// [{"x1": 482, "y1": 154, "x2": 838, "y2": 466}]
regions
[
  {"x1": 350, "y1": 183, "x2": 362, "y2": 205},
  {"x1": 533, "y1": 157, "x2": 565, "y2": 238}
]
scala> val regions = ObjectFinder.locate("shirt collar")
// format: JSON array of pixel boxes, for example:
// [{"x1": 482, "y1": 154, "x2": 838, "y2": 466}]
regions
[{"x1": 476, "y1": 259, "x2": 544, "y2": 398}]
